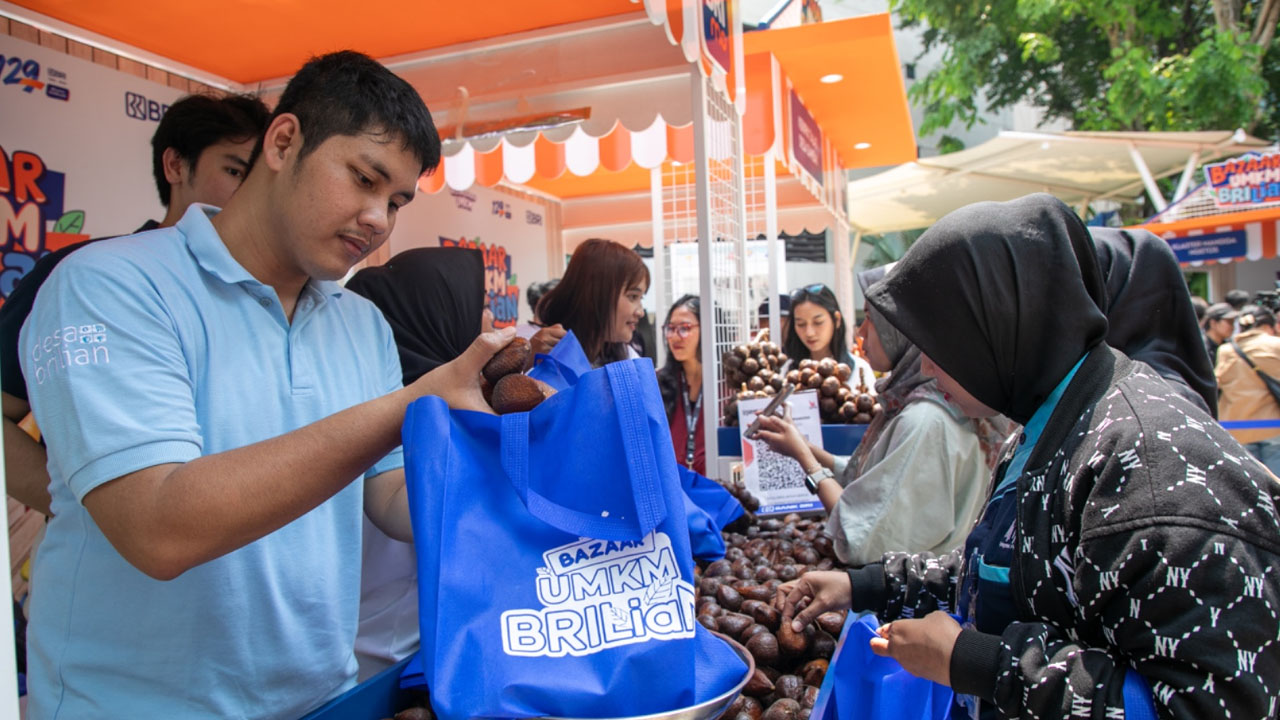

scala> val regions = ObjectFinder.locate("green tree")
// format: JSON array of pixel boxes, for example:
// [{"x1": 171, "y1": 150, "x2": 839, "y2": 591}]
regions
[
  {"x1": 894, "y1": 0, "x2": 1280, "y2": 138},
  {"x1": 861, "y1": 229, "x2": 925, "y2": 269}
]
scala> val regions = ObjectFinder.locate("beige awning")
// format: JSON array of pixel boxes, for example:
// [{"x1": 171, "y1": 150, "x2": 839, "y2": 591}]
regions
[{"x1": 846, "y1": 130, "x2": 1272, "y2": 234}]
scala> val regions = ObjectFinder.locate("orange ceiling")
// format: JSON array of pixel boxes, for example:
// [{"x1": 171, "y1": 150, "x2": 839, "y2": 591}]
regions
[
  {"x1": 14, "y1": 0, "x2": 642, "y2": 84},
  {"x1": 744, "y1": 14, "x2": 916, "y2": 169}
]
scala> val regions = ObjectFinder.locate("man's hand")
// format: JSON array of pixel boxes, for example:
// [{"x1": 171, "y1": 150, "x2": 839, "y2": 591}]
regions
[
  {"x1": 412, "y1": 327, "x2": 515, "y2": 413},
  {"x1": 3, "y1": 391, "x2": 52, "y2": 516},
  {"x1": 529, "y1": 323, "x2": 566, "y2": 361},
  {"x1": 869, "y1": 611, "x2": 962, "y2": 686},
  {"x1": 782, "y1": 570, "x2": 853, "y2": 632}
]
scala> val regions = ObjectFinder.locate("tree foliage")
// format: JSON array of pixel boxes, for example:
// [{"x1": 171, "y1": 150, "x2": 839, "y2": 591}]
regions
[{"x1": 893, "y1": 0, "x2": 1280, "y2": 138}]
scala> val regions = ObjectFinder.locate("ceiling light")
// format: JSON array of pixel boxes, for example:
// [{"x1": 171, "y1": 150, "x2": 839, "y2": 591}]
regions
[
  {"x1": 854, "y1": 142, "x2": 872, "y2": 150},
  {"x1": 820, "y1": 74, "x2": 843, "y2": 84}
]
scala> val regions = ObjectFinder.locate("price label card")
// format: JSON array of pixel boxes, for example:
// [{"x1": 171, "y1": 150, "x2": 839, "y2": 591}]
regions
[{"x1": 737, "y1": 389, "x2": 824, "y2": 515}]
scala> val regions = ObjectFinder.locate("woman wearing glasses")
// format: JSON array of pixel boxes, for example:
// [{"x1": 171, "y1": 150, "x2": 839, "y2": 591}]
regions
[
  {"x1": 536, "y1": 238, "x2": 650, "y2": 368},
  {"x1": 657, "y1": 295, "x2": 705, "y2": 474},
  {"x1": 785, "y1": 283, "x2": 876, "y2": 391}
]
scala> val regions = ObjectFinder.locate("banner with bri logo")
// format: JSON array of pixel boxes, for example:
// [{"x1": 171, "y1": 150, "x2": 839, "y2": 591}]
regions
[{"x1": 1, "y1": 33, "x2": 186, "y2": 306}]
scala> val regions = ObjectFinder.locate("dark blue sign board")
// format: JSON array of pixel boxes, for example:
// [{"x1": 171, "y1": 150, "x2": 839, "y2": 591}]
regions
[{"x1": 1166, "y1": 229, "x2": 1248, "y2": 263}]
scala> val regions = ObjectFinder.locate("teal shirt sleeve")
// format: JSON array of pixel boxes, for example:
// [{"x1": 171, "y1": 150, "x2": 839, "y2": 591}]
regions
[
  {"x1": 20, "y1": 248, "x2": 203, "y2": 504},
  {"x1": 365, "y1": 310, "x2": 405, "y2": 479}
]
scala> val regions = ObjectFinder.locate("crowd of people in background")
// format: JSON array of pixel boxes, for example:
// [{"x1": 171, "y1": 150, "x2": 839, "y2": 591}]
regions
[{"x1": 1203, "y1": 290, "x2": 1280, "y2": 475}]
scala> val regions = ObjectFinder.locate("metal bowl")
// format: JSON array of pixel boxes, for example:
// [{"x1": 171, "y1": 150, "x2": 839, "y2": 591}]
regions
[{"x1": 540, "y1": 632, "x2": 755, "y2": 720}]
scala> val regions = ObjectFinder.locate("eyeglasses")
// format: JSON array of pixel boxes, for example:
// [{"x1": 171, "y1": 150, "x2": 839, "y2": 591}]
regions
[
  {"x1": 791, "y1": 283, "x2": 833, "y2": 301},
  {"x1": 662, "y1": 323, "x2": 699, "y2": 338}
]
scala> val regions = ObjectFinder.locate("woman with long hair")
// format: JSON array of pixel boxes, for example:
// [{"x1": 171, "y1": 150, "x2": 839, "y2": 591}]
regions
[
  {"x1": 656, "y1": 294, "x2": 705, "y2": 475},
  {"x1": 784, "y1": 283, "x2": 875, "y2": 391},
  {"x1": 536, "y1": 238, "x2": 650, "y2": 367}
]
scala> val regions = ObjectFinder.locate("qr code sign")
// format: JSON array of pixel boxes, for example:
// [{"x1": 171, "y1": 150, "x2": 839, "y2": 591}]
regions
[{"x1": 753, "y1": 442, "x2": 806, "y2": 492}]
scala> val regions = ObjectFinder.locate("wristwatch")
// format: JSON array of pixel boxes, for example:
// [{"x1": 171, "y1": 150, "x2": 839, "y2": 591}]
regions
[{"x1": 803, "y1": 466, "x2": 834, "y2": 495}]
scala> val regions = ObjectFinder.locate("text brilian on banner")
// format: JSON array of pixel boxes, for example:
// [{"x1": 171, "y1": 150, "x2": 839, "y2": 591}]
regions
[{"x1": 501, "y1": 531, "x2": 698, "y2": 658}]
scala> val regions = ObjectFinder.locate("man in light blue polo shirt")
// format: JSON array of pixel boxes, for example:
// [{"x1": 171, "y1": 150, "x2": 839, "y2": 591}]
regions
[{"x1": 19, "y1": 51, "x2": 510, "y2": 719}]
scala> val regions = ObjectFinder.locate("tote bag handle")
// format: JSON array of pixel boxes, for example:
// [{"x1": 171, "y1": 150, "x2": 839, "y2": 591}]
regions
[
  {"x1": 501, "y1": 360, "x2": 667, "y2": 541},
  {"x1": 530, "y1": 353, "x2": 581, "y2": 386}
]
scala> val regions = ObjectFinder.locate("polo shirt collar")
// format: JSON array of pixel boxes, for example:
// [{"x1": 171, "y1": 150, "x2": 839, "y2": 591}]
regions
[
  {"x1": 179, "y1": 204, "x2": 346, "y2": 300},
  {"x1": 310, "y1": 279, "x2": 344, "y2": 299},
  {"x1": 180, "y1": 204, "x2": 259, "y2": 287}
]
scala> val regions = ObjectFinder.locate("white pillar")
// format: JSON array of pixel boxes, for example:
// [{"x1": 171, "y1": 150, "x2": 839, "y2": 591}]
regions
[
  {"x1": 831, "y1": 221, "x2": 853, "y2": 350},
  {"x1": 765, "y1": 147, "x2": 783, "y2": 343},
  {"x1": 1172, "y1": 151, "x2": 1201, "y2": 204},
  {"x1": 692, "y1": 71, "x2": 720, "y2": 474},
  {"x1": 0, "y1": 368, "x2": 17, "y2": 718},
  {"x1": 1128, "y1": 143, "x2": 1168, "y2": 212},
  {"x1": 650, "y1": 167, "x2": 667, "y2": 368}
]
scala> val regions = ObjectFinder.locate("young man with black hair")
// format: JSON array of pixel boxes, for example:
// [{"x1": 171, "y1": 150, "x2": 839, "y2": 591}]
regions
[
  {"x1": 19, "y1": 51, "x2": 504, "y2": 718},
  {"x1": 0, "y1": 92, "x2": 270, "y2": 516}
]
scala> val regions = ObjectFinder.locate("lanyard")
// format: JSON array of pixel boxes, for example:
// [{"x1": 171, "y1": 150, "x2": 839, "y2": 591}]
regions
[{"x1": 681, "y1": 374, "x2": 702, "y2": 466}]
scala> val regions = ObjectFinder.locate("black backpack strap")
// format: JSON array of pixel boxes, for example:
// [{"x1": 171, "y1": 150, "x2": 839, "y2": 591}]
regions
[{"x1": 1231, "y1": 339, "x2": 1260, "y2": 370}]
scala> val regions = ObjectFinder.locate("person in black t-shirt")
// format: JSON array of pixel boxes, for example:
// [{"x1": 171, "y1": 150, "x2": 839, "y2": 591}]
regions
[{"x1": 0, "y1": 92, "x2": 269, "y2": 515}]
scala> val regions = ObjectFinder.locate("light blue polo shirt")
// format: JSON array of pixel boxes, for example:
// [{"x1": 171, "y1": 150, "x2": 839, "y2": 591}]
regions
[{"x1": 19, "y1": 204, "x2": 405, "y2": 720}]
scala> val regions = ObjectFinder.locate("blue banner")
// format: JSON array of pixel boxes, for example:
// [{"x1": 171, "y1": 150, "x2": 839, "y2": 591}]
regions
[{"x1": 1166, "y1": 229, "x2": 1247, "y2": 263}]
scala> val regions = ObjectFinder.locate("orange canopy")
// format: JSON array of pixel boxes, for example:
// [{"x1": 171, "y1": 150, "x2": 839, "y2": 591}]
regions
[
  {"x1": 13, "y1": 0, "x2": 642, "y2": 84},
  {"x1": 472, "y1": 14, "x2": 917, "y2": 199},
  {"x1": 743, "y1": 13, "x2": 915, "y2": 170}
]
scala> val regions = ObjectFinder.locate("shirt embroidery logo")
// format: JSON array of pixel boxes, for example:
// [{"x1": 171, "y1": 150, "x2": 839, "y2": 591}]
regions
[{"x1": 30, "y1": 323, "x2": 110, "y2": 385}]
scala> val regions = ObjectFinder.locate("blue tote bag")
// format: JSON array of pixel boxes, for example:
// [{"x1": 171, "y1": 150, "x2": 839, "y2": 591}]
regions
[
  {"x1": 810, "y1": 614, "x2": 953, "y2": 720},
  {"x1": 531, "y1": 334, "x2": 738, "y2": 562},
  {"x1": 402, "y1": 359, "x2": 746, "y2": 719},
  {"x1": 677, "y1": 465, "x2": 744, "y2": 531},
  {"x1": 526, "y1": 330, "x2": 592, "y2": 392}
]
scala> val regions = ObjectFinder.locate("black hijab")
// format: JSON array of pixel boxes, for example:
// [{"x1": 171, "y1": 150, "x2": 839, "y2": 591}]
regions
[
  {"x1": 345, "y1": 247, "x2": 486, "y2": 386},
  {"x1": 865, "y1": 194, "x2": 1108, "y2": 426},
  {"x1": 1091, "y1": 227, "x2": 1217, "y2": 417}
]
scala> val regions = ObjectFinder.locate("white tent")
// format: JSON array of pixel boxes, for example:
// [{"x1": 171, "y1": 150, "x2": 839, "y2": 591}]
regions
[{"x1": 846, "y1": 130, "x2": 1272, "y2": 235}]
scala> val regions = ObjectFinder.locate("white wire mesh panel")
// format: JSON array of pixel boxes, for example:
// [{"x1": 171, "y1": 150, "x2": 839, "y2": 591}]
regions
[
  {"x1": 700, "y1": 76, "x2": 749, "y2": 417},
  {"x1": 742, "y1": 154, "x2": 774, "y2": 327},
  {"x1": 661, "y1": 160, "x2": 698, "y2": 315},
  {"x1": 657, "y1": 76, "x2": 750, "y2": 428}
]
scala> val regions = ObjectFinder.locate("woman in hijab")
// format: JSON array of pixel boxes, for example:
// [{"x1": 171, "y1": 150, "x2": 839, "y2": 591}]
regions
[
  {"x1": 782, "y1": 194, "x2": 1280, "y2": 719},
  {"x1": 1090, "y1": 226, "x2": 1217, "y2": 416},
  {"x1": 755, "y1": 264, "x2": 991, "y2": 566},
  {"x1": 344, "y1": 247, "x2": 487, "y2": 680}
]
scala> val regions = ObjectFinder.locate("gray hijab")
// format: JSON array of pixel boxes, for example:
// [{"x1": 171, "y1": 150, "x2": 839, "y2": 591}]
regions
[
  {"x1": 850, "y1": 264, "x2": 957, "y2": 474},
  {"x1": 857, "y1": 264, "x2": 910, "y2": 367}
]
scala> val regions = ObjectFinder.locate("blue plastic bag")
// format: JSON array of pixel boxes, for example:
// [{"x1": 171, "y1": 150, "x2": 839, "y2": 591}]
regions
[
  {"x1": 531, "y1": 334, "x2": 738, "y2": 562},
  {"x1": 677, "y1": 465, "x2": 744, "y2": 530},
  {"x1": 810, "y1": 613, "x2": 954, "y2": 720},
  {"x1": 402, "y1": 359, "x2": 747, "y2": 719}
]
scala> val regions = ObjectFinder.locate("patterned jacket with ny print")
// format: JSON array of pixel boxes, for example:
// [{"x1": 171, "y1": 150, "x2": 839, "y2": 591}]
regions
[{"x1": 845, "y1": 346, "x2": 1280, "y2": 719}]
